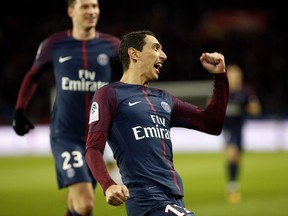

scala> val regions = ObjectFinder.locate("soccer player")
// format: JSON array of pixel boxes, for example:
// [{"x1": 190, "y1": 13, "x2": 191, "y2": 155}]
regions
[
  {"x1": 223, "y1": 64, "x2": 262, "y2": 204},
  {"x1": 85, "y1": 30, "x2": 229, "y2": 216},
  {"x1": 12, "y1": 0, "x2": 122, "y2": 215}
]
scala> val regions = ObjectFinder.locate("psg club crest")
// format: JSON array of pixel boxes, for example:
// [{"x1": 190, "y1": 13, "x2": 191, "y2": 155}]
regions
[
  {"x1": 161, "y1": 101, "x2": 171, "y2": 113},
  {"x1": 97, "y1": 53, "x2": 109, "y2": 66}
]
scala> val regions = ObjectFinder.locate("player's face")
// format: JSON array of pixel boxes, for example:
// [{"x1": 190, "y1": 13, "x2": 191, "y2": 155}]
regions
[
  {"x1": 138, "y1": 35, "x2": 167, "y2": 82},
  {"x1": 69, "y1": 0, "x2": 100, "y2": 30},
  {"x1": 227, "y1": 66, "x2": 243, "y2": 92}
]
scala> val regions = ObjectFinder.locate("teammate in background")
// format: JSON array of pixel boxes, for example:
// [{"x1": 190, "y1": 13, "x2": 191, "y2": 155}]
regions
[
  {"x1": 12, "y1": 0, "x2": 122, "y2": 215},
  {"x1": 85, "y1": 30, "x2": 229, "y2": 216},
  {"x1": 223, "y1": 64, "x2": 262, "y2": 204}
]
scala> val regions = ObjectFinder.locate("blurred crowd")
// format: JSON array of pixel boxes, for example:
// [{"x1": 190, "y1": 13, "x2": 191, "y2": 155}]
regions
[{"x1": 0, "y1": 0, "x2": 287, "y2": 125}]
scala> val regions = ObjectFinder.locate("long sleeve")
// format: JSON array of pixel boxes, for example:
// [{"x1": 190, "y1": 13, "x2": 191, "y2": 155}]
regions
[
  {"x1": 85, "y1": 131, "x2": 117, "y2": 193},
  {"x1": 172, "y1": 73, "x2": 229, "y2": 135},
  {"x1": 15, "y1": 67, "x2": 42, "y2": 109},
  {"x1": 15, "y1": 37, "x2": 52, "y2": 110},
  {"x1": 198, "y1": 73, "x2": 229, "y2": 134}
]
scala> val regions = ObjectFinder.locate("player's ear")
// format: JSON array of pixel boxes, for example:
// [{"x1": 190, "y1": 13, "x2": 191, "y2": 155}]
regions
[
  {"x1": 128, "y1": 47, "x2": 139, "y2": 61},
  {"x1": 67, "y1": 7, "x2": 73, "y2": 18}
]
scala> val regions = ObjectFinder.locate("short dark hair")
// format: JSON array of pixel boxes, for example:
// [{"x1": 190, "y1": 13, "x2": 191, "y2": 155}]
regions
[{"x1": 119, "y1": 30, "x2": 155, "y2": 71}]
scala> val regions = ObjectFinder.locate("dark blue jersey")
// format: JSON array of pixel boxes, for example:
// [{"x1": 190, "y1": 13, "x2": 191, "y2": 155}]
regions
[
  {"x1": 16, "y1": 30, "x2": 121, "y2": 141},
  {"x1": 223, "y1": 85, "x2": 259, "y2": 132},
  {"x1": 223, "y1": 85, "x2": 259, "y2": 147},
  {"x1": 224, "y1": 88, "x2": 249, "y2": 132},
  {"x1": 86, "y1": 74, "x2": 229, "y2": 198}
]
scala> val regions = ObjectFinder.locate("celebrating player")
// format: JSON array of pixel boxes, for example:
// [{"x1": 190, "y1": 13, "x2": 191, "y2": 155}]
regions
[{"x1": 86, "y1": 30, "x2": 229, "y2": 216}]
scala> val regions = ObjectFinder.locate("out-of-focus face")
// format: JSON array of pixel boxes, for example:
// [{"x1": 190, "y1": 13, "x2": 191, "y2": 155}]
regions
[
  {"x1": 227, "y1": 65, "x2": 243, "y2": 92},
  {"x1": 138, "y1": 35, "x2": 167, "y2": 82},
  {"x1": 68, "y1": 0, "x2": 100, "y2": 31}
]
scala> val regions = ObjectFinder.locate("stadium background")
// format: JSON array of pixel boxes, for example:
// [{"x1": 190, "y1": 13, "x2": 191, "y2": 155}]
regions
[
  {"x1": 0, "y1": 0, "x2": 288, "y2": 125},
  {"x1": 0, "y1": 1, "x2": 287, "y2": 216},
  {"x1": 1, "y1": 0, "x2": 288, "y2": 154}
]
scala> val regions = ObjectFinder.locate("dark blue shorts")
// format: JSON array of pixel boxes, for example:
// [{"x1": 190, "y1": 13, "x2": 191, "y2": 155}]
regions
[
  {"x1": 223, "y1": 129, "x2": 243, "y2": 151},
  {"x1": 50, "y1": 136, "x2": 97, "y2": 189},
  {"x1": 125, "y1": 193, "x2": 195, "y2": 216}
]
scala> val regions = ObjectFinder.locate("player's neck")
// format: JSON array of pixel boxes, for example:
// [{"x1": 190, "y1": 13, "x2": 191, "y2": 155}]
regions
[
  {"x1": 120, "y1": 71, "x2": 149, "y2": 87},
  {"x1": 71, "y1": 27, "x2": 97, "y2": 40}
]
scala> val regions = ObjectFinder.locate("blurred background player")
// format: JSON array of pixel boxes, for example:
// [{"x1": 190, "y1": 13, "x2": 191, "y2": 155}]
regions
[
  {"x1": 223, "y1": 64, "x2": 262, "y2": 204},
  {"x1": 12, "y1": 0, "x2": 122, "y2": 215}
]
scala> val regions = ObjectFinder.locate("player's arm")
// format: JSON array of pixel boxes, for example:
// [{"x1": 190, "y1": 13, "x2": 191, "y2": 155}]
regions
[
  {"x1": 85, "y1": 132, "x2": 129, "y2": 206},
  {"x1": 246, "y1": 98, "x2": 262, "y2": 116},
  {"x1": 172, "y1": 73, "x2": 228, "y2": 135},
  {"x1": 193, "y1": 73, "x2": 229, "y2": 135},
  {"x1": 245, "y1": 87, "x2": 262, "y2": 116},
  {"x1": 13, "y1": 39, "x2": 52, "y2": 136},
  {"x1": 85, "y1": 85, "x2": 129, "y2": 206},
  {"x1": 13, "y1": 68, "x2": 41, "y2": 135},
  {"x1": 194, "y1": 52, "x2": 228, "y2": 134},
  {"x1": 86, "y1": 131, "x2": 116, "y2": 190}
]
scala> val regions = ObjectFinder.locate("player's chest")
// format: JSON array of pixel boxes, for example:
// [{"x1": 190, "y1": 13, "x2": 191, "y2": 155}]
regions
[
  {"x1": 54, "y1": 48, "x2": 110, "y2": 67},
  {"x1": 52, "y1": 45, "x2": 114, "y2": 81},
  {"x1": 116, "y1": 91, "x2": 172, "y2": 128}
]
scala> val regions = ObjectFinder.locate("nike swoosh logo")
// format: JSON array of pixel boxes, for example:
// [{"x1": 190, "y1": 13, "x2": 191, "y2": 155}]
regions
[
  {"x1": 128, "y1": 101, "x2": 142, "y2": 106},
  {"x1": 59, "y1": 56, "x2": 72, "y2": 63}
]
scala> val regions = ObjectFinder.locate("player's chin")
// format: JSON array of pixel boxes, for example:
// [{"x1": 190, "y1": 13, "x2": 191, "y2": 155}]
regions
[
  {"x1": 148, "y1": 69, "x2": 159, "y2": 81},
  {"x1": 153, "y1": 74, "x2": 159, "y2": 81},
  {"x1": 85, "y1": 21, "x2": 97, "y2": 28}
]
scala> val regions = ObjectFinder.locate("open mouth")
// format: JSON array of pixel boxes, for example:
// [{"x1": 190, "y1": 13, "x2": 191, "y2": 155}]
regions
[{"x1": 154, "y1": 63, "x2": 163, "y2": 72}]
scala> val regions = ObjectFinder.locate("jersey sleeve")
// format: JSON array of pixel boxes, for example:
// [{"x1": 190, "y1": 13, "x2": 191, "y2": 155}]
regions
[
  {"x1": 15, "y1": 37, "x2": 53, "y2": 109},
  {"x1": 172, "y1": 73, "x2": 229, "y2": 135},
  {"x1": 85, "y1": 131, "x2": 117, "y2": 192},
  {"x1": 85, "y1": 84, "x2": 118, "y2": 193}
]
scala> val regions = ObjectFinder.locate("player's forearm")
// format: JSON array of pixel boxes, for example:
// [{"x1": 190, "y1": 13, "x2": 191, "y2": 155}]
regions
[
  {"x1": 204, "y1": 73, "x2": 229, "y2": 134},
  {"x1": 85, "y1": 132, "x2": 116, "y2": 193},
  {"x1": 15, "y1": 68, "x2": 40, "y2": 109},
  {"x1": 191, "y1": 73, "x2": 229, "y2": 135},
  {"x1": 86, "y1": 148, "x2": 117, "y2": 193}
]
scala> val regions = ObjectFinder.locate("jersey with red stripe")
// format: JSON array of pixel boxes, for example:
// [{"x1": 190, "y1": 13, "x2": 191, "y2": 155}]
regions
[
  {"x1": 16, "y1": 30, "x2": 120, "y2": 141},
  {"x1": 86, "y1": 74, "x2": 229, "y2": 198}
]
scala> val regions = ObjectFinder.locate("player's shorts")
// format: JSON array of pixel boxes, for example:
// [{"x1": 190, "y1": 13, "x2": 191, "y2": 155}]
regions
[
  {"x1": 125, "y1": 193, "x2": 195, "y2": 216},
  {"x1": 50, "y1": 136, "x2": 97, "y2": 189},
  {"x1": 222, "y1": 129, "x2": 243, "y2": 151}
]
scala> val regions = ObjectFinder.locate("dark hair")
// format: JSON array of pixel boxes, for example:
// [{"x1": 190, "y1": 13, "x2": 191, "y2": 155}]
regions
[{"x1": 119, "y1": 30, "x2": 155, "y2": 71}]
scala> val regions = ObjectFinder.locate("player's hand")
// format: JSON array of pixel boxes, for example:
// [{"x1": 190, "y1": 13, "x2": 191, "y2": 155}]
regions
[
  {"x1": 12, "y1": 108, "x2": 34, "y2": 136},
  {"x1": 105, "y1": 184, "x2": 129, "y2": 206},
  {"x1": 200, "y1": 52, "x2": 226, "y2": 74}
]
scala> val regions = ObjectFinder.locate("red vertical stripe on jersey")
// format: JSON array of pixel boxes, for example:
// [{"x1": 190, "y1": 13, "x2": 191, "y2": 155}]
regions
[
  {"x1": 142, "y1": 86, "x2": 182, "y2": 195},
  {"x1": 82, "y1": 41, "x2": 90, "y2": 139},
  {"x1": 162, "y1": 139, "x2": 182, "y2": 195},
  {"x1": 82, "y1": 40, "x2": 88, "y2": 69},
  {"x1": 142, "y1": 85, "x2": 156, "y2": 113}
]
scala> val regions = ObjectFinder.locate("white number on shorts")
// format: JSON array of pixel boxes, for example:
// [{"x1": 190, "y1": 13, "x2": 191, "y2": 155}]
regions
[
  {"x1": 61, "y1": 151, "x2": 84, "y2": 170},
  {"x1": 165, "y1": 204, "x2": 191, "y2": 216}
]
